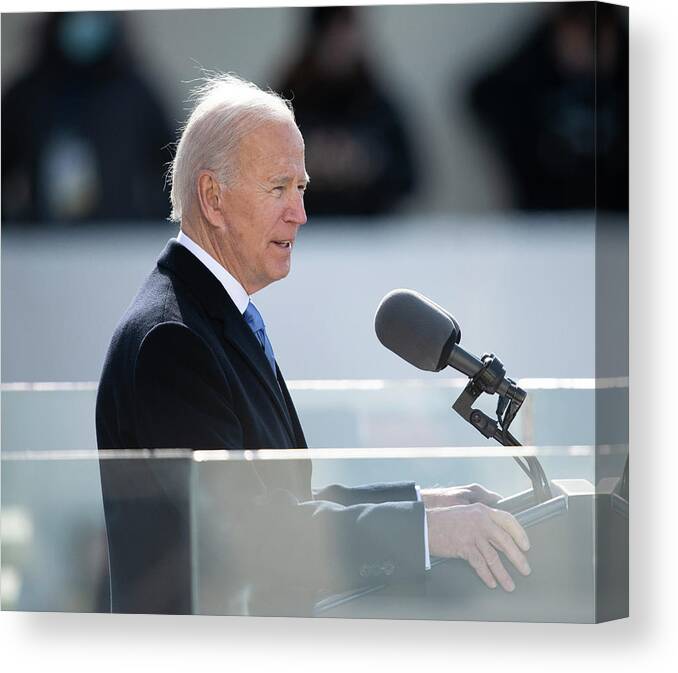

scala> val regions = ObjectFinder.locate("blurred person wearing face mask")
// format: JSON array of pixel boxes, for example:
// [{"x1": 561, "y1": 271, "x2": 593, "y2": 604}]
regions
[
  {"x1": 276, "y1": 6, "x2": 418, "y2": 218},
  {"x1": 2, "y1": 11, "x2": 173, "y2": 224},
  {"x1": 467, "y1": 3, "x2": 628, "y2": 212}
]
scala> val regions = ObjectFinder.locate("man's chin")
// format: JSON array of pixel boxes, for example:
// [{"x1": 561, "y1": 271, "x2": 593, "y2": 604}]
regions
[
  {"x1": 257, "y1": 264, "x2": 291, "y2": 291},
  {"x1": 275, "y1": 265, "x2": 291, "y2": 281},
  {"x1": 273, "y1": 259, "x2": 291, "y2": 279}
]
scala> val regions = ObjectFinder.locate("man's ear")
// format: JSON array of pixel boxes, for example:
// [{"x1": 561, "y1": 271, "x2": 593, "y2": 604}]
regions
[{"x1": 196, "y1": 171, "x2": 225, "y2": 228}]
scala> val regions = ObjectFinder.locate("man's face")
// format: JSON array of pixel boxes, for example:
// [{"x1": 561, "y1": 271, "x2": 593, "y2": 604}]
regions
[{"x1": 216, "y1": 120, "x2": 308, "y2": 294}]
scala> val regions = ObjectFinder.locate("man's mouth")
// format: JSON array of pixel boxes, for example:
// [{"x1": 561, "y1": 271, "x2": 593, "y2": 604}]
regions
[{"x1": 272, "y1": 240, "x2": 293, "y2": 249}]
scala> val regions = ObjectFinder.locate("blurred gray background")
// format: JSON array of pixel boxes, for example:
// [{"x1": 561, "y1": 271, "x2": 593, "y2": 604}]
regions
[
  {"x1": 1, "y1": 4, "x2": 546, "y2": 214},
  {"x1": 1, "y1": 4, "x2": 628, "y2": 383}
]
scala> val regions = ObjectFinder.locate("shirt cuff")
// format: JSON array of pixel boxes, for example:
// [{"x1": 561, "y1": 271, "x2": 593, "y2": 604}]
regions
[{"x1": 415, "y1": 484, "x2": 431, "y2": 570}]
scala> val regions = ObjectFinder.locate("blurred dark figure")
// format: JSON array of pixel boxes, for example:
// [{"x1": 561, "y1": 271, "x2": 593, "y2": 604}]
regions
[
  {"x1": 277, "y1": 6, "x2": 417, "y2": 217},
  {"x1": 468, "y1": 3, "x2": 628, "y2": 212},
  {"x1": 2, "y1": 12, "x2": 173, "y2": 223}
]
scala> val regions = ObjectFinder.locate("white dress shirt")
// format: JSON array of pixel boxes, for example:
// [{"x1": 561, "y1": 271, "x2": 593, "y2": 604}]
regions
[
  {"x1": 177, "y1": 229, "x2": 250, "y2": 314},
  {"x1": 176, "y1": 229, "x2": 431, "y2": 570}
]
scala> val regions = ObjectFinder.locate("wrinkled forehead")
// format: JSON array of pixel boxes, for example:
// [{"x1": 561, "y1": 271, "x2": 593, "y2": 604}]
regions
[{"x1": 238, "y1": 120, "x2": 305, "y2": 170}]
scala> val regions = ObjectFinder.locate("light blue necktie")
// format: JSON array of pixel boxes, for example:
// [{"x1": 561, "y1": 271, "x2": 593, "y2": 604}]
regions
[{"x1": 243, "y1": 301, "x2": 277, "y2": 375}]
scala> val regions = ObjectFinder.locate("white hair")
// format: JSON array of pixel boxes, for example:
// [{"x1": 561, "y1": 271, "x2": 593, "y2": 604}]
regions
[{"x1": 168, "y1": 73, "x2": 295, "y2": 223}]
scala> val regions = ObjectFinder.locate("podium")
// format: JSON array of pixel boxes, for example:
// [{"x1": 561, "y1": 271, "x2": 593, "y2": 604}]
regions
[
  {"x1": 189, "y1": 448, "x2": 628, "y2": 622},
  {"x1": 317, "y1": 478, "x2": 628, "y2": 622}
]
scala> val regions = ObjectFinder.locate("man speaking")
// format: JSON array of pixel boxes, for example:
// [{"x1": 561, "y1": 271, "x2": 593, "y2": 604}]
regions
[{"x1": 96, "y1": 74, "x2": 530, "y2": 615}]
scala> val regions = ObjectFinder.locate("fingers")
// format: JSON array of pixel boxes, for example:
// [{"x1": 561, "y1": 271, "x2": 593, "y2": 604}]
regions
[
  {"x1": 466, "y1": 548, "x2": 498, "y2": 590},
  {"x1": 430, "y1": 503, "x2": 532, "y2": 593},
  {"x1": 489, "y1": 508, "x2": 531, "y2": 552},
  {"x1": 479, "y1": 488, "x2": 502, "y2": 505},
  {"x1": 467, "y1": 483, "x2": 503, "y2": 505},
  {"x1": 487, "y1": 522, "x2": 531, "y2": 577},
  {"x1": 476, "y1": 537, "x2": 514, "y2": 592}
]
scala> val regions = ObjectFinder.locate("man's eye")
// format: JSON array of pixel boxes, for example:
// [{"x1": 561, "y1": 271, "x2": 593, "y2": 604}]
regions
[
  {"x1": 272, "y1": 186, "x2": 285, "y2": 195},
  {"x1": 298, "y1": 185, "x2": 307, "y2": 193}
]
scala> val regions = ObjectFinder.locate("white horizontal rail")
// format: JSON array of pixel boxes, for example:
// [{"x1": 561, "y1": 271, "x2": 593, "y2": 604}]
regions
[
  {"x1": 1, "y1": 444, "x2": 628, "y2": 462},
  {"x1": 1, "y1": 377, "x2": 629, "y2": 393}
]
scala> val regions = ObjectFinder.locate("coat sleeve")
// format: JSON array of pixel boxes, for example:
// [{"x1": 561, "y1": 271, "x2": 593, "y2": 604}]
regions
[
  {"x1": 313, "y1": 481, "x2": 418, "y2": 505},
  {"x1": 239, "y1": 491, "x2": 427, "y2": 606}
]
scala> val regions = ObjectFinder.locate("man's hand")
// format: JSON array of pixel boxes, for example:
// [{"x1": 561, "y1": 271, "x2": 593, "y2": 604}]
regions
[
  {"x1": 421, "y1": 483, "x2": 502, "y2": 509},
  {"x1": 426, "y1": 503, "x2": 531, "y2": 592}
]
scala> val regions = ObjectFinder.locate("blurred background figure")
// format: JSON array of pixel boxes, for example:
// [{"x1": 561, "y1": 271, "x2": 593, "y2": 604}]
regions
[
  {"x1": 1, "y1": 12, "x2": 173, "y2": 224},
  {"x1": 276, "y1": 6, "x2": 417, "y2": 218},
  {"x1": 467, "y1": 2, "x2": 628, "y2": 212}
]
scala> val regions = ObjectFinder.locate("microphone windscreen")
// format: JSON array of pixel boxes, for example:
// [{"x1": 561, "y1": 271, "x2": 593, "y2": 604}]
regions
[{"x1": 374, "y1": 289, "x2": 461, "y2": 372}]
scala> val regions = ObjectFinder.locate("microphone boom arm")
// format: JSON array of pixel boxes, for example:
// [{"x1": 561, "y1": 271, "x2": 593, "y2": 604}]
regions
[{"x1": 451, "y1": 352, "x2": 552, "y2": 503}]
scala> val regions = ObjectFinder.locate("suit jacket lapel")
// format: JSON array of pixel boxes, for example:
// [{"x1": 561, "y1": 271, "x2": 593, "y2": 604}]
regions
[
  {"x1": 157, "y1": 239, "x2": 296, "y2": 445},
  {"x1": 220, "y1": 309, "x2": 296, "y2": 443},
  {"x1": 276, "y1": 367, "x2": 307, "y2": 449}
]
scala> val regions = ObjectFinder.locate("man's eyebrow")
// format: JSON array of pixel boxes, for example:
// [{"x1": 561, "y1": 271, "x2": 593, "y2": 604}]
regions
[{"x1": 268, "y1": 174, "x2": 310, "y2": 185}]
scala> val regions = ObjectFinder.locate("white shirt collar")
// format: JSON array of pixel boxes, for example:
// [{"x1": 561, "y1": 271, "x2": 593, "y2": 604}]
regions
[{"x1": 176, "y1": 230, "x2": 250, "y2": 315}]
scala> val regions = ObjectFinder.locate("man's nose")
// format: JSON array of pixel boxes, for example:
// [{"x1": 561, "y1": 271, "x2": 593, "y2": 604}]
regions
[{"x1": 286, "y1": 190, "x2": 307, "y2": 226}]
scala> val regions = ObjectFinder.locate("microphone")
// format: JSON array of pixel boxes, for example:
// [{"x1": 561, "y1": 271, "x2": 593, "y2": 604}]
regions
[
  {"x1": 374, "y1": 289, "x2": 514, "y2": 397},
  {"x1": 375, "y1": 289, "x2": 549, "y2": 501}
]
